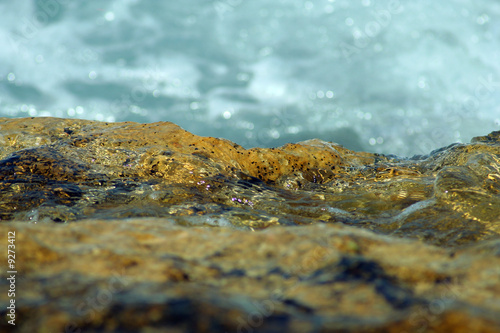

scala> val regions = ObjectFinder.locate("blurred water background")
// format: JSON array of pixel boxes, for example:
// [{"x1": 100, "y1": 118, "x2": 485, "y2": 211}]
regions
[{"x1": 0, "y1": 0, "x2": 499, "y2": 156}]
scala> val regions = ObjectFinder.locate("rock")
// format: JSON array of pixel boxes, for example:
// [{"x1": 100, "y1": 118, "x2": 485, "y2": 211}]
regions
[
  {"x1": 0, "y1": 117, "x2": 499, "y2": 246},
  {"x1": 0, "y1": 117, "x2": 499, "y2": 332},
  {"x1": 2, "y1": 220, "x2": 500, "y2": 332}
]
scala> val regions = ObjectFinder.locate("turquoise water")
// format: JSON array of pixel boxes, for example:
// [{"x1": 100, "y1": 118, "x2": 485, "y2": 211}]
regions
[{"x1": 0, "y1": 0, "x2": 499, "y2": 156}]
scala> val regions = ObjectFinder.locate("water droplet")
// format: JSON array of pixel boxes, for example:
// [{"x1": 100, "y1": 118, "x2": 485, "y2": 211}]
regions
[
  {"x1": 105, "y1": 11, "x2": 115, "y2": 21},
  {"x1": 476, "y1": 14, "x2": 489, "y2": 25}
]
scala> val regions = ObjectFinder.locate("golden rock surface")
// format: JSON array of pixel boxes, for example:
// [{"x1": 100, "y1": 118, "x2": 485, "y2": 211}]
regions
[
  {"x1": 2, "y1": 219, "x2": 500, "y2": 332},
  {"x1": 0, "y1": 117, "x2": 500, "y2": 332}
]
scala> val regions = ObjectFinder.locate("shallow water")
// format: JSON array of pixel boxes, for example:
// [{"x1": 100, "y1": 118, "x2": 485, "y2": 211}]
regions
[{"x1": 1, "y1": 0, "x2": 499, "y2": 156}]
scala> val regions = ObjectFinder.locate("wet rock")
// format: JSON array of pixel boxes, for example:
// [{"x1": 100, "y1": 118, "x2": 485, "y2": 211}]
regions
[
  {"x1": 1, "y1": 220, "x2": 500, "y2": 332},
  {"x1": 1, "y1": 117, "x2": 497, "y2": 246},
  {"x1": 0, "y1": 117, "x2": 499, "y2": 332}
]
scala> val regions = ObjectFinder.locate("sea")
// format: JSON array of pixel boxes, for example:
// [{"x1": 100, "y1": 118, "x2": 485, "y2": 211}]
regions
[{"x1": 0, "y1": 0, "x2": 499, "y2": 157}]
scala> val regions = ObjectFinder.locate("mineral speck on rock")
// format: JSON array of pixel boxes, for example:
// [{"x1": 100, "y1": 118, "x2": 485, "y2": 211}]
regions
[{"x1": 0, "y1": 117, "x2": 499, "y2": 332}]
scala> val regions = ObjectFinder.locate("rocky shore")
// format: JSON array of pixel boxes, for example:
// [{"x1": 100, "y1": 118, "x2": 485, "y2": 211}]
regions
[{"x1": 0, "y1": 117, "x2": 499, "y2": 332}]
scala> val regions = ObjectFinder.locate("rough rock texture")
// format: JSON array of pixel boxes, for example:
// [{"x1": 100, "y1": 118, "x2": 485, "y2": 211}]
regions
[
  {"x1": 2, "y1": 220, "x2": 500, "y2": 333},
  {"x1": 0, "y1": 117, "x2": 500, "y2": 332}
]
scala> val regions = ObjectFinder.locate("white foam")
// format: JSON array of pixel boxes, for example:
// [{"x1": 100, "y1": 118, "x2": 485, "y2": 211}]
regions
[{"x1": 0, "y1": 1, "x2": 499, "y2": 156}]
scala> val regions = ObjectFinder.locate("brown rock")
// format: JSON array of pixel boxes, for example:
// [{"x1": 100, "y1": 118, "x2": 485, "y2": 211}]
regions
[
  {"x1": 0, "y1": 117, "x2": 499, "y2": 332},
  {"x1": 2, "y1": 117, "x2": 498, "y2": 246},
  {"x1": 1, "y1": 220, "x2": 500, "y2": 332}
]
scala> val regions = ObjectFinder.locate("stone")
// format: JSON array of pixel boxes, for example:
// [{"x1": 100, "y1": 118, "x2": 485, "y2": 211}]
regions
[
  {"x1": 0, "y1": 117, "x2": 499, "y2": 332},
  {"x1": 2, "y1": 220, "x2": 500, "y2": 332}
]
